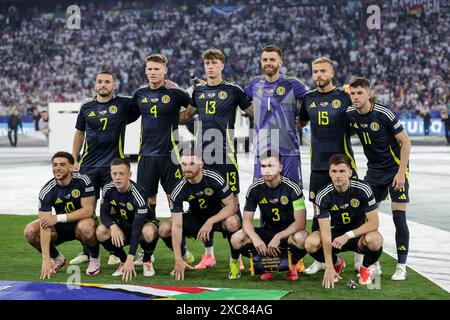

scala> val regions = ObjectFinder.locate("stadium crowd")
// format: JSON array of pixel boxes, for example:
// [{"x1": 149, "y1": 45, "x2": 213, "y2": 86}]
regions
[{"x1": 0, "y1": 0, "x2": 448, "y2": 117}]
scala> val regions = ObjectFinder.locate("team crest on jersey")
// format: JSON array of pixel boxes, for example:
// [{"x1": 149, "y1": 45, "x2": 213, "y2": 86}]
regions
[
  {"x1": 310, "y1": 191, "x2": 315, "y2": 199},
  {"x1": 350, "y1": 198, "x2": 360, "y2": 208},
  {"x1": 276, "y1": 86, "x2": 286, "y2": 95},
  {"x1": 204, "y1": 188, "x2": 214, "y2": 196},
  {"x1": 218, "y1": 91, "x2": 227, "y2": 100},
  {"x1": 162, "y1": 95, "x2": 170, "y2": 103},
  {"x1": 257, "y1": 88, "x2": 263, "y2": 96},
  {"x1": 126, "y1": 202, "x2": 134, "y2": 211},
  {"x1": 109, "y1": 106, "x2": 118, "y2": 114},
  {"x1": 151, "y1": 98, "x2": 159, "y2": 103},
  {"x1": 320, "y1": 102, "x2": 328, "y2": 107},
  {"x1": 332, "y1": 100, "x2": 341, "y2": 108},
  {"x1": 370, "y1": 122, "x2": 380, "y2": 131},
  {"x1": 280, "y1": 196, "x2": 289, "y2": 205},
  {"x1": 71, "y1": 189, "x2": 80, "y2": 198}
]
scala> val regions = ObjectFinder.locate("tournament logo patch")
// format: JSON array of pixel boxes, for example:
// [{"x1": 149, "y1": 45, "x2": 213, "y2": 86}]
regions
[
  {"x1": 204, "y1": 188, "x2": 214, "y2": 196},
  {"x1": 370, "y1": 122, "x2": 380, "y2": 131},
  {"x1": 207, "y1": 93, "x2": 216, "y2": 98},
  {"x1": 126, "y1": 202, "x2": 134, "y2": 211},
  {"x1": 361, "y1": 123, "x2": 368, "y2": 129},
  {"x1": 332, "y1": 99, "x2": 341, "y2": 108},
  {"x1": 162, "y1": 95, "x2": 170, "y2": 103},
  {"x1": 280, "y1": 196, "x2": 289, "y2": 205},
  {"x1": 218, "y1": 91, "x2": 227, "y2": 99},
  {"x1": 109, "y1": 105, "x2": 118, "y2": 114},
  {"x1": 320, "y1": 101, "x2": 328, "y2": 107},
  {"x1": 71, "y1": 189, "x2": 81, "y2": 198},
  {"x1": 276, "y1": 87, "x2": 286, "y2": 95},
  {"x1": 151, "y1": 98, "x2": 159, "y2": 103},
  {"x1": 350, "y1": 198, "x2": 360, "y2": 208},
  {"x1": 99, "y1": 110, "x2": 107, "y2": 115},
  {"x1": 310, "y1": 191, "x2": 315, "y2": 199}
]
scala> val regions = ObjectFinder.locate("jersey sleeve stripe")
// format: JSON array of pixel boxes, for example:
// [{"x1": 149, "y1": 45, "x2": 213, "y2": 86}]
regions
[
  {"x1": 203, "y1": 170, "x2": 225, "y2": 184},
  {"x1": 246, "y1": 179, "x2": 265, "y2": 198},
  {"x1": 374, "y1": 105, "x2": 395, "y2": 121},
  {"x1": 351, "y1": 181, "x2": 373, "y2": 197},
  {"x1": 171, "y1": 178, "x2": 187, "y2": 201},
  {"x1": 315, "y1": 184, "x2": 334, "y2": 206},
  {"x1": 131, "y1": 186, "x2": 146, "y2": 207},
  {"x1": 281, "y1": 177, "x2": 302, "y2": 196},
  {"x1": 39, "y1": 180, "x2": 56, "y2": 200},
  {"x1": 101, "y1": 182, "x2": 115, "y2": 198}
]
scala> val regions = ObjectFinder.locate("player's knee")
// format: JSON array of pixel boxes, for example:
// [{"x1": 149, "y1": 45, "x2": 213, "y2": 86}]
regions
[
  {"x1": 364, "y1": 231, "x2": 383, "y2": 250},
  {"x1": 23, "y1": 223, "x2": 39, "y2": 243},
  {"x1": 142, "y1": 224, "x2": 157, "y2": 242},
  {"x1": 224, "y1": 215, "x2": 240, "y2": 233},
  {"x1": 230, "y1": 230, "x2": 246, "y2": 249},
  {"x1": 77, "y1": 219, "x2": 96, "y2": 238},
  {"x1": 291, "y1": 231, "x2": 308, "y2": 249},
  {"x1": 96, "y1": 224, "x2": 109, "y2": 242},
  {"x1": 158, "y1": 221, "x2": 172, "y2": 238},
  {"x1": 305, "y1": 233, "x2": 321, "y2": 253}
]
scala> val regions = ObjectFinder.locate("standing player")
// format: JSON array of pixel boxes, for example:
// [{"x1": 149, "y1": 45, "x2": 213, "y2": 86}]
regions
[
  {"x1": 346, "y1": 77, "x2": 411, "y2": 280},
  {"x1": 180, "y1": 48, "x2": 252, "y2": 270},
  {"x1": 231, "y1": 151, "x2": 308, "y2": 281},
  {"x1": 96, "y1": 158, "x2": 159, "y2": 281},
  {"x1": 71, "y1": 71, "x2": 140, "y2": 266},
  {"x1": 298, "y1": 57, "x2": 357, "y2": 274},
  {"x1": 305, "y1": 154, "x2": 383, "y2": 288},
  {"x1": 23, "y1": 152, "x2": 100, "y2": 278},
  {"x1": 159, "y1": 148, "x2": 242, "y2": 280},
  {"x1": 244, "y1": 44, "x2": 309, "y2": 272}
]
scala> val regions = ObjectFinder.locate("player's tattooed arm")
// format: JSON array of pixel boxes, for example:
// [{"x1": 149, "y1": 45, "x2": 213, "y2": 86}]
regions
[
  {"x1": 179, "y1": 105, "x2": 197, "y2": 124},
  {"x1": 393, "y1": 130, "x2": 411, "y2": 191}
]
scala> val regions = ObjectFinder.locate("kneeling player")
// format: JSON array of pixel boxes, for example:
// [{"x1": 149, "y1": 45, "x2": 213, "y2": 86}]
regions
[
  {"x1": 96, "y1": 158, "x2": 159, "y2": 282},
  {"x1": 231, "y1": 152, "x2": 308, "y2": 281},
  {"x1": 159, "y1": 148, "x2": 241, "y2": 280},
  {"x1": 305, "y1": 154, "x2": 383, "y2": 288},
  {"x1": 24, "y1": 152, "x2": 100, "y2": 279}
]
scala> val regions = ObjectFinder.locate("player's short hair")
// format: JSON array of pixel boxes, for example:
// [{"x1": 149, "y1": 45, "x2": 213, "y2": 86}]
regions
[
  {"x1": 96, "y1": 71, "x2": 115, "y2": 80},
  {"x1": 258, "y1": 150, "x2": 280, "y2": 163},
  {"x1": 111, "y1": 158, "x2": 131, "y2": 170},
  {"x1": 312, "y1": 57, "x2": 334, "y2": 69},
  {"x1": 145, "y1": 54, "x2": 168, "y2": 66},
  {"x1": 329, "y1": 153, "x2": 352, "y2": 169},
  {"x1": 261, "y1": 45, "x2": 283, "y2": 58},
  {"x1": 202, "y1": 49, "x2": 225, "y2": 63},
  {"x1": 349, "y1": 77, "x2": 371, "y2": 89},
  {"x1": 52, "y1": 151, "x2": 75, "y2": 165}
]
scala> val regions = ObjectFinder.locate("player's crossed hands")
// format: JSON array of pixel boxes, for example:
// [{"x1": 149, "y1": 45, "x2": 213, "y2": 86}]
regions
[
  {"x1": 267, "y1": 236, "x2": 281, "y2": 257},
  {"x1": 253, "y1": 238, "x2": 268, "y2": 256}
]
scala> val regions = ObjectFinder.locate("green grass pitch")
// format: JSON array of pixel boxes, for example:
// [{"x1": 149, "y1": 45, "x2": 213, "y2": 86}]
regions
[{"x1": 0, "y1": 215, "x2": 448, "y2": 300}]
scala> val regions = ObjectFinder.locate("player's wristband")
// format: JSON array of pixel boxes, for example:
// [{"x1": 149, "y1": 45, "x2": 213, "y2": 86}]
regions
[
  {"x1": 345, "y1": 230, "x2": 356, "y2": 239},
  {"x1": 56, "y1": 214, "x2": 68, "y2": 223}
]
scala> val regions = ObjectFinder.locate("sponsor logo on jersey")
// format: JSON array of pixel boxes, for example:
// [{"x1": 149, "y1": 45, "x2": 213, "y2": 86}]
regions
[
  {"x1": 71, "y1": 189, "x2": 81, "y2": 198},
  {"x1": 218, "y1": 91, "x2": 227, "y2": 99},
  {"x1": 309, "y1": 102, "x2": 316, "y2": 108},
  {"x1": 162, "y1": 95, "x2": 170, "y2": 103},
  {"x1": 331, "y1": 205, "x2": 339, "y2": 211},
  {"x1": 353, "y1": 123, "x2": 359, "y2": 129},
  {"x1": 257, "y1": 88, "x2": 263, "y2": 96},
  {"x1": 276, "y1": 87, "x2": 286, "y2": 95},
  {"x1": 188, "y1": 195, "x2": 196, "y2": 201},
  {"x1": 88, "y1": 111, "x2": 96, "y2": 117},
  {"x1": 55, "y1": 198, "x2": 63, "y2": 204},
  {"x1": 280, "y1": 196, "x2": 289, "y2": 205},
  {"x1": 110, "y1": 200, "x2": 117, "y2": 206},
  {"x1": 126, "y1": 202, "x2": 134, "y2": 211},
  {"x1": 332, "y1": 99, "x2": 341, "y2": 108},
  {"x1": 204, "y1": 188, "x2": 214, "y2": 196},
  {"x1": 141, "y1": 97, "x2": 148, "y2": 103},
  {"x1": 350, "y1": 198, "x2": 360, "y2": 208},
  {"x1": 199, "y1": 93, "x2": 205, "y2": 99},
  {"x1": 370, "y1": 122, "x2": 380, "y2": 131},
  {"x1": 259, "y1": 197, "x2": 268, "y2": 204}
]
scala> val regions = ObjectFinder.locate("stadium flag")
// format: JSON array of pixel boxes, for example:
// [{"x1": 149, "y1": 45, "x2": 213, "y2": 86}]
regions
[
  {"x1": 0, "y1": 281, "x2": 289, "y2": 300},
  {"x1": 211, "y1": 5, "x2": 246, "y2": 18}
]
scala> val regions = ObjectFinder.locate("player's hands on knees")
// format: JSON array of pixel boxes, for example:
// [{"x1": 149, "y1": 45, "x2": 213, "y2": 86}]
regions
[
  {"x1": 40, "y1": 258, "x2": 54, "y2": 280},
  {"x1": 197, "y1": 221, "x2": 213, "y2": 242},
  {"x1": 253, "y1": 238, "x2": 268, "y2": 257},
  {"x1": 110, "y1": 224, "x2": 125, "y2": 247},
  {"x1": 267, "y1": 236, "x2": 281, "y2": 257},
  {"x1": 392, "y1": 171, "x2": 405, "y2": 191},
  {"x1": 332, "y1": 234, "x2": 349, "y2": 250},
  {"x1": 173, "y1": 259, "x2": 194, "y2": 281},
  {"x1": 40, "y1": 215, "x2": 57, "y2": 229},
  {"x1": 122, "y1": 255, "x2": 137, "y2": 282},
  {"x1": 322, "y1": 267, "x2": 341, "y2": 289}
]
